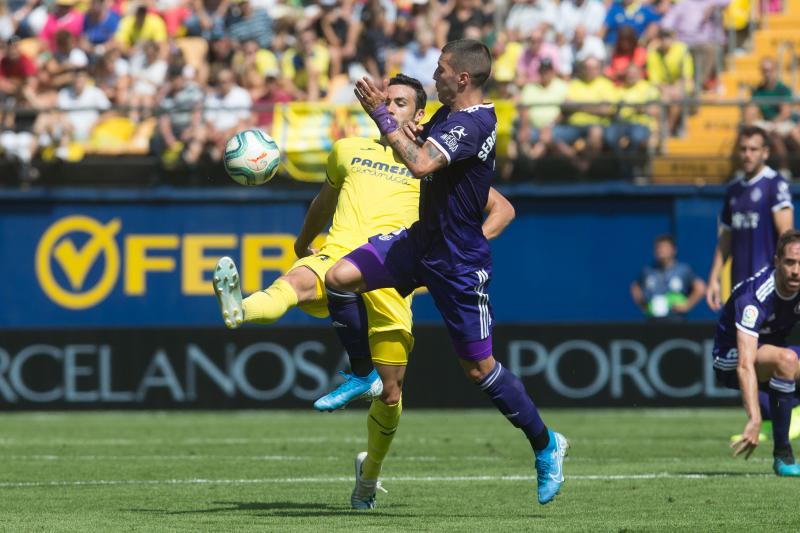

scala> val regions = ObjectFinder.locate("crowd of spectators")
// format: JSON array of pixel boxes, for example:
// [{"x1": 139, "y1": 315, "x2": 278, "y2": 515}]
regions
[{"x1": 0, "y1": 0, "x2": 794, "y2": 184}]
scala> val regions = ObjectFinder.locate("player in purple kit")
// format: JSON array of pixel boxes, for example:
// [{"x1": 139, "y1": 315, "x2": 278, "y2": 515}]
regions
[
  {"x1": 706, "y1": 126, "x2": 797, "y2": 443},
  {"x1": 316, "y1": 39, "x2": 568, "y2": 507},
  {"x1": 713, "y1": 230, "x2": 800, "y2": 476},
  {"x1": 707, "y1": 126, "x2": 793, "y2": 309}
]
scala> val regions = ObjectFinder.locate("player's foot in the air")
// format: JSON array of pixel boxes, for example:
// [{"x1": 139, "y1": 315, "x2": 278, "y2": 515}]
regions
[
  {"x1": 313, "y1": 369, "x2": 383, "y2": 411},
  {"x1": 773, "y1": 457, "x2": 800, "y2": 476},
  {"x1": 350, "y1": 451, "x2": 386, "y2": 509},
  {"x1": 534, "y1": 430, "x2": 568, "y2": 505},
  {"x1": 213, "y1": 256, "x2": 243, "y2": 329},
  {"x1": 730, "y1": 420, "x2": 771, "y2": 444}
]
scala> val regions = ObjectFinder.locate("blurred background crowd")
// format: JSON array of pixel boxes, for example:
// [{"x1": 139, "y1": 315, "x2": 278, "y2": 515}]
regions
[{"x1": 0, "y1": 0, "x2": 797, "y2": 185}]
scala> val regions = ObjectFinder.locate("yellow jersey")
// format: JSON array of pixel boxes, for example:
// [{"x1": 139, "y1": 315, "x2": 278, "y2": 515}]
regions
[
  {"x1": 322, "y1": 137, "x2": 421, "y2": 258},
  {"x1": 292, "y1": 137, "x2": 420, "y2": 336}
]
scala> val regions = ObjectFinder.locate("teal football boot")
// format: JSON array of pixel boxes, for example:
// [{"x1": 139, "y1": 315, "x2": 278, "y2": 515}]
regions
[{"x1": 534, "y1": 430, "x2": 569, "y2": 504}]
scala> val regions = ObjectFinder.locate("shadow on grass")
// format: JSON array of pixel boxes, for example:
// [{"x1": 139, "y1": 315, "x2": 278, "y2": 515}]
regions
[
  {"x1": 125, "y1": 501, "x2": 549, "y2": 519},
  {"x1": 127, "y1": 500, "x2": 419, "y2": 518}
]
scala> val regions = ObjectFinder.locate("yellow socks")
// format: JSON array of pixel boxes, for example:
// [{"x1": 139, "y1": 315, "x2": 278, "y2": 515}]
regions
[
  {"x1": 242, "y1": 279, "x2": 298, "y2": 324},
  {"x1": 361, "y1": 396, "x2": 402, "y2": 480}
]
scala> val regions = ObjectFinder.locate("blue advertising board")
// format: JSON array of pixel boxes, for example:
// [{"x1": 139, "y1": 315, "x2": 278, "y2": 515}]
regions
[{"x1": 0, "y1": 184, "x2": 753, "y2": 327}]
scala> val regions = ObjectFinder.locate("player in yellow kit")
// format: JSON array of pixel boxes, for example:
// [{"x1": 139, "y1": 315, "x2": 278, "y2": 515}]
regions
[{"x1": 213, "y1": 74, "x2": 515, "y2": 509}]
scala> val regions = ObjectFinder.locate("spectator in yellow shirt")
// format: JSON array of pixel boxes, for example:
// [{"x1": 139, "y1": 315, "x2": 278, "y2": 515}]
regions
[
  {"x1": 646, "y1": 28, "x2": 694, "y2": 135},
  {"x1": 553, "y1": 57, "x2": 617, "y2": 172},
  {"x1": 115, "y1": 4, "x2": 167, "y2": 51},
  {"x1": 605, "y1": 64, "x2": 660, "y2": 179},
  {"x1": 281, "y1": 27, "x2": 330, "y2": 101}
]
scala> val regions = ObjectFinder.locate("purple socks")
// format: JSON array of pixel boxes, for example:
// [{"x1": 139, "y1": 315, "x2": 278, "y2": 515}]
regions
[
  {"x1": 769, "y1": 376, "x2": 796, "y2": 455},
  {"x1": 326, "y1": 287, "x2": 374, "y2": 377},
  {"x1": 478, "y1": 362, "x2": 549, "y2": 451}
]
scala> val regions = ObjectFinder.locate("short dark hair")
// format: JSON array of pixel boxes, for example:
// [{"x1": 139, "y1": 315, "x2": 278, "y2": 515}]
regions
[
  {"x1": 441, "y1": 39, "x2": 492, "y2": 87},
  {"x1": 738, "y1": 125, "x2": 770, "y2": 149},
  {"x1": 654, "y1": 234, "x2": 675, "y2": 247},
  {"x1": 777, "y1": 230, "x2": 800, "y2": 258},
  {"x1": 388, "y1": 73, "x2": 426, "y2": 112}
]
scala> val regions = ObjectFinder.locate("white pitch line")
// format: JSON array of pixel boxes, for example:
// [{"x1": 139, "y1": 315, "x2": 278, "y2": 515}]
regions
[
  {"x1": 0, "y1": 455, "x2": 502, "y2": 462},
  {"x1": 0, "y1": 472, "x2": 771, "y2": 489}
]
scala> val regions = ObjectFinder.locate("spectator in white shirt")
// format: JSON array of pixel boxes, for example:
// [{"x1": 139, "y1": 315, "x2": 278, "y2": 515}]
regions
[
  {"x1": 33, "y1": 67, "x2": 110, "y2": 159},
  {"x1": 202, "y1": 68, "x2": 252, "y2": 162},
  {"x1": 558, "y1": 24, "x2": 607, "y2": 76},
  {"x1": 557, "y1": 0, "x2": 606, "y2": 40},
  {"x1": 129, "y1": 39, "x2": 168, "y2": 122},
  {"x1": 505, "y1": 0, "x2": 558, "y2": 41}
]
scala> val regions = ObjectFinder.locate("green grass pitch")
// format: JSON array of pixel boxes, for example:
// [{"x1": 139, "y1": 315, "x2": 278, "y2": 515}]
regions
[{"x1": 0, "y1": 408, "x2": 796, "y2": 532}]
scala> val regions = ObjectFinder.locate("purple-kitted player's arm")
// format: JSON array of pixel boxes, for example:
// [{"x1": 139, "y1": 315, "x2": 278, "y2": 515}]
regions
[
  {"x1": 771, "y1": 179, "x2": 793, "y2": 249},
  {"x1": 731, "y1": 329, "x2": 762, "y2": 459},
  {"x1": 483, "y1": 187, "x2": 515, "y2": 240},
  {"x1": 354, "y1": 77, "x2": 448, "y2": 179}
]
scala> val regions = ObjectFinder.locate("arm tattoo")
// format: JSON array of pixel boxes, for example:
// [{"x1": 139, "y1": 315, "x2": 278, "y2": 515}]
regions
[
  {"x1": 389, "y1": 133, "x2": 419, "y2": 165},
  {"x1": 425, "y1": 142, "x2": 447, "y2": 167}
]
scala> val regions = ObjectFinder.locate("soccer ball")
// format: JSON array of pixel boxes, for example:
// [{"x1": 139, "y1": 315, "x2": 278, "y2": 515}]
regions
[{"x1": 223, "y1": 129, "x2": 281, "y2": 186}]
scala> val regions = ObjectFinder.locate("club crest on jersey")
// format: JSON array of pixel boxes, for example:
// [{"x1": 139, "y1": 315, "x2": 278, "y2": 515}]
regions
[
  {"x1": 750, "y1": 188, "x2": 762, "y2": 202},
  {"x1": 794, "y1": 302, "x2": 800, "y2": 314},
  {"x1": 669, "y1": 277, "x2": 683, "y2": 292},
  {"x1": 742, "y1": 305, "x2": 759, "y2": 328}
]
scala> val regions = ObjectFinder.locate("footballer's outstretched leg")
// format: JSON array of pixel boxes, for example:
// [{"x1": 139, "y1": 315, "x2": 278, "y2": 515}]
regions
[
  {"x1": 471, "y1": 359, "x2": 568, "y2": 504},
  {"x1": 213, "y1": 256, "x2": 243, "y2": 329}
]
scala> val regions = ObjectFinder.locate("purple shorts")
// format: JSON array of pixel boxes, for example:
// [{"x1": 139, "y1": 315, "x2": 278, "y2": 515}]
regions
[
  {"x1": 713, "y1": 342, "x2": 800, "y2": 390},
  {"x1": 344, "y1": 228, "x2": 494, "y2": 361}
]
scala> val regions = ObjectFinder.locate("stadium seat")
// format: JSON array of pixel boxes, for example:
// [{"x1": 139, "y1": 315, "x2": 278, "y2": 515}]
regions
[{"x1": 83, "y1": 116, "x2": 156, "y2": 156}]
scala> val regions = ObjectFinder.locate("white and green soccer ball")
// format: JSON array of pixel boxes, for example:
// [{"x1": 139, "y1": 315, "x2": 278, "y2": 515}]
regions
[{"x1": 223, "y1": 129, "x2": 281, "y2": 186}]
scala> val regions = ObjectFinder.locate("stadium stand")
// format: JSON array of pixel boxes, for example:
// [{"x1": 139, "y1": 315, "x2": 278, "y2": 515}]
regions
[{"x1": 0, "y1": 0, "x2": 798, "y2": 186}]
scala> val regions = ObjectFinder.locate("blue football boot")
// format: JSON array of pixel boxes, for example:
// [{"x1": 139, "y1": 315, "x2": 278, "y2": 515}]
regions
[
  {"x1": 773, "y1": 457, "x2": 800, "y2": 476},
  {"x1": 213, "y1": 257, "x2": 244, "y2": 329},
  {"x1": 534, "y1": 430, "x2": 568, "y2": 504},
  {"x1": 313, "y1": 369, "x2": 383, "y2": 411}
]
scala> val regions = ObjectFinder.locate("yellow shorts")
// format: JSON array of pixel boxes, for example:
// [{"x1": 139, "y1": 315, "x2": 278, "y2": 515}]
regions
[
  {"x1": 290, "y1": 249, "x2": 414, "y2": 339},
  {"x1": 370, "y1": 329, "x2": 414, "y2": 366}
]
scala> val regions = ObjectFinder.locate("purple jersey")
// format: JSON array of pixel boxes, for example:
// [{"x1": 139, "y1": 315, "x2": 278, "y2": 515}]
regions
[
  {"x1": 411, "y1": 103, "x2": 498, "y2": 274},
  {"x1": 713, "y1": 266, "x2": 800, "y2": 354},
  {"x1": 720, "y1": 166, "x2": 793, "y2": 286}
]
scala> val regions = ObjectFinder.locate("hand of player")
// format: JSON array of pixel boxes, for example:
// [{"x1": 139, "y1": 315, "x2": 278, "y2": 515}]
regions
[
  {"x1": 730, "y1": 420, "x2": 761, "y2": 459},
  {"x1": 294, "y1": 243, "x2": 317, "y2": 259},
  {"x1": 401, "y1": 122, "x2": 424, "y2": 145},
  {"x1": 706, "y1": 279, "x2": 722, "y2": 311},
  {"x1": 354, "y1": 77, "x2": 387, "y2": 114}
]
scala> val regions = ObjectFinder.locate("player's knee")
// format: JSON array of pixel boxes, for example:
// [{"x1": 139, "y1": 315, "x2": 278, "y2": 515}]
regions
[
  {"x1": 325, "y1": 260, "x2": 362, "y2": 292},
  {"x1": 379, "y1": 381, "x2": 402, "y2": 405},
  {"x1": 324, "y1": 263, "x2": 347, "y2": 290},
  {"x1": 777, "y1": 349, "x2": 798, "y2": 376},
  {"x1": 461, "y1": 365, "x2": 486, "y2": 383}
]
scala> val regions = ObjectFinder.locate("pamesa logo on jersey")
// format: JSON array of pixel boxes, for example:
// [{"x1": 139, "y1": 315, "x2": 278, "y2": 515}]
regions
[{"x1": 35, "y1": 215, "x2": 322, "y2": 310}]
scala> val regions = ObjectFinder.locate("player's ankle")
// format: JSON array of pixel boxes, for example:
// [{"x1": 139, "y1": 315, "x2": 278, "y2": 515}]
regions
[{"x1": 774, "y1": 445, "x2": 794, "y2": 463}]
